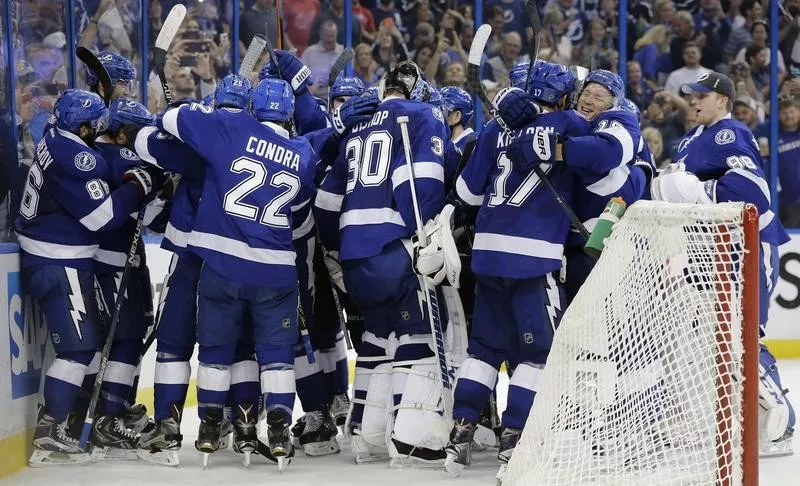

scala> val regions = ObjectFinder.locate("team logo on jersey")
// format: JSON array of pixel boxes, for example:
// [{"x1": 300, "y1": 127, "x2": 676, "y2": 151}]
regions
[
  {"x1": 281, "y1": 318, "x2": 291, "y2": 328},
  {"x1": 82, "y1": 98, "x2": 92, "y2": 108},
  {"x1": 74, "y1": 151, "x2": 97, "y2": 171},
  {"x1": 715, "y1": 129, "x2": 736, "y2": 145},
  {"x1": 156, "y1": 131, "x2": 173, "y2": 140},
  {"x1": 120, "y1": 148, "x2": 139, "y2": 161},
  {"x1": 432, "y1": 107, "x2": 444, "y2": 123},
  {"x1": 400, "y1": 310, "x2": 410, "y2": 321},
  {"x1": 523, "y1": 332, "x2": 534, "y2": 344}
]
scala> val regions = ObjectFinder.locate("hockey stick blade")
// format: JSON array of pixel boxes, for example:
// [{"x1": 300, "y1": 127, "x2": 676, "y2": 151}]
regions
[
  {"x1": 523, "y1": 0, "x2": 543, "y2": 92},
  {"x1": 240, "y1": 34, "x2": 267, "y2": 77},
  {"x1": 327, "y1": 48, "x2": 354, "y2": 87},
  {"x1": 77, "y1": 47, "x2": 113, "y2": 106},
  {"x1": 153, "y1": 4, "x2": 187, "y2": 104}
]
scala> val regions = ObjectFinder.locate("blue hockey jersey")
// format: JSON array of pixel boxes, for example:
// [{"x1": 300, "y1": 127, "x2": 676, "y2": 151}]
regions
[
  {"x1": 134, "y1": 126, "x2": 205, "y2": 256},
  {"x1": 159, "y1": 104, "x2": 318, "y2": 287},
  {"x1": 563, "y1": 108, "x2": 649, "y2": 245},
  {"x1": 673, "y1": 116, "x2": 789, "y2": 246},
  {"x1": 338, "y1": 98, "x2": 447, "y2": 261},
  {"x1": 15, "y1": 125, "x2": 143, "y2": 269},
  {"x1": 455, "y1": 112, "x2": 586, "y2": 279},
  {"x1": 314, "y1": 156, "x2": 348, "y2": 252},
  {"x1": 453, "y1": 127, "x2": 478, "y2": 154}
]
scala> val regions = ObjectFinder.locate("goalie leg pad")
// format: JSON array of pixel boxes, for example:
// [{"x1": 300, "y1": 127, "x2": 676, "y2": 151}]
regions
[
  {"x1": 391, "y1": 334, "x2": 453, "y2": 451},
  {"x1": 759, "y1": 345, "x2": 795, "y2": 442},
  {"x1": 502, "y1": 361, "x2": 544, "y2": 430}
]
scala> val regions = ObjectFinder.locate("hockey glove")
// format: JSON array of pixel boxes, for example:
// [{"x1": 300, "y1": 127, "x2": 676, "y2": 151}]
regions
[
  {"x1": 322, "y1": 248, "x2": 346, "y2": 293},
  {"x1": 123, "y1": 165, "x2": 166, "y2": 198},
  {"x1": 651, "y1": 169, "x2": 714, "y2": 204},
  {"x1": 263, "y1": 49, "x2": 312, "y2": 95},
  {"x1": 508, "y1": 127, "x2": 560, "y2": 171},
  {"x1": 412, "y1": 204, "x2": 461, "y2": 287},
  {"x1": 494, "y1": 87, "x2": 543, "y2": 130},
  {"x1": 332, "y1": 90, "x2": 379, "y2": 134}
]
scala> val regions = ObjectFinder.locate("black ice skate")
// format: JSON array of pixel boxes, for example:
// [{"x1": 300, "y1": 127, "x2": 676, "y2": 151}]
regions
[
  {"x1": 195, "y1": 408, "x2": 223, "y2": 470},
  {"x1": 291, "y1": 415, "x2": 305, "y2": 448},
  {"x1": 330, "y1": 392, "x2": 351, "y2": 426},
  {"x1": 232, "y1": 402, "x2": 258, "y2": 467},
  {"x1": 267, "y1": 410, "x2": 295, "y2": 472},
  {"x1": 91, "y1": 415, "x2": 139, "y2": 460},
  {"x1": 299, "y1": 408, "x2": 340, "y2": 456},
  {"x1": 496, "y1": 427, "x2": 522, "y2": 485},
  {"x1": 30, "y1": 411, "x2": 91, "y2": 466},
  {"x1": 137, "y1": 404, "x2": 183, "y2": 467},
  {"x1": 444, "y1": 418, "x2": 477, "y2": 477},
  {"x1": 123, "y1": 403, "x2": 152, "y2": 435}
]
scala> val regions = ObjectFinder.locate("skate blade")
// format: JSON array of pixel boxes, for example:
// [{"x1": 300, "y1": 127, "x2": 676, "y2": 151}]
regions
[
  {"x1": 303, "y1": 439, "x2": 341, "y2": 457},
  {"x1": 276, "y1": 456, "x2": 291, "y2": 472},
  {"x1": 242, "y1": 451, "x2": 251, "y2": 468},
  {"x1": 496, "y1": 463, "x2": 508, "y2": 486},
  {"x1": 760, "y1": 440, "x2": 794, "y2": 458},
  {"x1": 90, "y1": 447, "x2": 139, "y2": 461},
  {"x1": 29, "y1": 449, "x2": 92, "y2": 467},
  {"x1": 136, "y1": 448, "x2": 180, "y2": 467},
  {"x1": 444, "y1": 455, "x2": 467, "y2": 477},
  {"x1": 202, "y1": 452, "x2": 210, "y2": 470}
]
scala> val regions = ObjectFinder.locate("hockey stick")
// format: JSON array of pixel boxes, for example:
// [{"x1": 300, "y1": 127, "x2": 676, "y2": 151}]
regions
[
  {"x1": 522, "y1": 0, "x2": 542, "y2": 93},
  {"x1": 397, "y1": 115, "x2": 451, "y2": 394},
  {"x1": 467, "y1": 24, "x2": 590, "y2": 241},
  {"x1": 78, "y1": 4, "x2": 186, "y2": 450},
  {"x1": 240, "y1": 34, "x2": 267, "y2": 77},
  {"x1": 275, "y1": 0, "x2": 284, "y2": 49},
  {"x1": 327, "y1": 48, "x2": 355, "y2": 87},
  {"x1": 77, "y1": 47, "x2": 113, "y2": 106}
]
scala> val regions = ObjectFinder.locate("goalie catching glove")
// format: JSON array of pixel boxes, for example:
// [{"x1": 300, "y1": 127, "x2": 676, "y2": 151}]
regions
[
  {"x1": 412, "y1": 204, "x2": 461, "y2": 287},
  {"x1": 651, "y1": 162, "x2": 714, "y2": 204}
]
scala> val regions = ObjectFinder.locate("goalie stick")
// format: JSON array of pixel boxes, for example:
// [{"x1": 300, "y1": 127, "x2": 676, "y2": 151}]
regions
[
  {"x1": 240, "y1": 34, "x2": 267, "y2": 77},
  {"x1": 77, "y1": 47, "x2": 113, "y2": 106},
  {"x1": 397, "y1": 115, "x2": 451, "y2": 396},
  {"x1": 78, "y1": 3, "x2": 186, "y2": 450},
  {"x1": 467, "y1": 24, "x2": 590, "y2": 241}
]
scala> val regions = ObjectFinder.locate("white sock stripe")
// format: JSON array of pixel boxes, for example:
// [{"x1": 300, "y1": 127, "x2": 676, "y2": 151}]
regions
[
  {"x1": 294, "y1": 352, "x2": 322, "y2": 380},
  {"x1": 103, "y1": 361, "x2": 138, "y2": 385},
  {"x1": 155, "y1": 360, "x2": 191, "y2": 385},
  {"x1": 198, "y1": 363, "x2": 231, "y2": 392},
  {"x1": 47, "y1": 358, "x2": 88, "y2": 387},
  {"x1": 508, "y1": 362, "x2": 544, "y2": 393},
  {"x1": 86, "y1": 352, "x2": 101, "y2": 374},
  {"x1": 260, "y1": 368, "x2": 296, "y2": 395},
  {"x1": 458, "y1": 357, "x2": 499, "y2": 390},
  {"x1": 230, "y1": 359, "x2": 259, "y2": 384},
  {"x1": 317, "y1": 350, "x2": 337, "y2": 374}
]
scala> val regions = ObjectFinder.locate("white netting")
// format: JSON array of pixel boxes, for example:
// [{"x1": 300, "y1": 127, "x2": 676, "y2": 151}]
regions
[{"x1": 502, "y1": 201, "x2": 750, "y2": 486}]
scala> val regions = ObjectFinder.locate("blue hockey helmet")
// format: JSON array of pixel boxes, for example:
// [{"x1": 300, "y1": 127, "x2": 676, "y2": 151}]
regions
[
  {"x1": 528, "y1": 61, "x2": 576, "y2": 107},
  {"x1": 439, "y1": 86, "x2": 474, "y2": 125},
  {"x1": 582, "y1": 69, "x2": 624, "y2": 106},
  {"x1": 54, "y1": 89, "x2": 109, "y2": 133},
  {"x1": 251, "y1": 78, "x2": 294, "y2": 123},
  {"x1": 215, "y1": 73, "x2": 252, "y2": 110},
  {"x1": 509, "y1": 61, "x2": 531, "y2": 89},
  {"x1": 329, "y1": 75, "x2": 366, "y2": 105},
  {"x1": 86, "y1": 51, "x2": 136, "y2": 95},
  {"x1": 107, "y1": 98, "x2": 154, "y2": 133},
  {"x1": 620, "y1": 98, "x2": 641, "y2": 122}
]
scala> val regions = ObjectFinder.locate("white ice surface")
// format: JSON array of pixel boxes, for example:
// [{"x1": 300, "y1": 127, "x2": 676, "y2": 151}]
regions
[{"x1": 4, "y1": 361, "x2": 800, "y2": 486}]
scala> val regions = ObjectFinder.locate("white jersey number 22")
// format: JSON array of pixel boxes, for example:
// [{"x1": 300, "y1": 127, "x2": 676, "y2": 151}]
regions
[{"x1": 223, "y1": 156, "x2": 300, "y2": 228}]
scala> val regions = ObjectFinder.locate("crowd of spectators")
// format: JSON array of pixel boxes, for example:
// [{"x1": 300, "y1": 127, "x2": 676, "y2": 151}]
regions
[{"x1": 1, "y1": 0, "x2": 800, "y2": 240}]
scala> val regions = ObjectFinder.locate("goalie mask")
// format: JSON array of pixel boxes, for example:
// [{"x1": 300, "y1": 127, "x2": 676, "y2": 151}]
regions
[{"x1": 379, "y1": 61, "x2": 423, "y2": 100}]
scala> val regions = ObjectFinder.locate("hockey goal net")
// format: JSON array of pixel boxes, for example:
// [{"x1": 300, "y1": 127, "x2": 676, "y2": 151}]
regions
[{"x1": 502, "y1": 201, "x2": 760, "y2": 486}]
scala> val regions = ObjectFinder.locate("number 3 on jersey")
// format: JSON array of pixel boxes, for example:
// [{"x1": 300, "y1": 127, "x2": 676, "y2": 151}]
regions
[{"x1": 223, "y1": 156, "x2": 300, "y2": 228}]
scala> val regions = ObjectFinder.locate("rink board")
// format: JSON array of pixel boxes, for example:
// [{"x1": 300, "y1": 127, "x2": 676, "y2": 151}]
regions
[{"x1": 4, "y1": 232, "x2": 800, "y2": 477}]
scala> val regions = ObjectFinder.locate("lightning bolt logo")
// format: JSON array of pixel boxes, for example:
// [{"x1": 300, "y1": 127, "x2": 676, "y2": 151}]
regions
[
  {"x1": 544, "y1": 273, "x2": 561, "y2": 332},
  {"x1": 65, "y1": 269, "x2": 86, "y2": 341}
]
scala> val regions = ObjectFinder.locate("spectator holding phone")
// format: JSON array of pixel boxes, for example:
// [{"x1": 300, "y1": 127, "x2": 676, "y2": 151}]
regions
[{"x1": 371, "y1": 18, "x2": 408, "y2": 78}]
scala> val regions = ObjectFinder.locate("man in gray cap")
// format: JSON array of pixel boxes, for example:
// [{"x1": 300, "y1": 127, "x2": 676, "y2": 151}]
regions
[{"x1": 652, "y1": 71, "x2": 796, "y2": 457}]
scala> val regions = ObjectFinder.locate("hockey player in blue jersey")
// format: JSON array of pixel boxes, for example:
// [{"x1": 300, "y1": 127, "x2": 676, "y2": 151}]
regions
[
  {"x1": 441, "y1": 86, "x2": 477, "y2": 156},
  {"x1": 89, "y1": 99, "x2": 167, "y2": 457},
  {"x1": 651, "y1": 71, "x2": 795, "y2": 457},
  {"x1": 15, "y1": 90, "x2": 161, "y2": 465},
  {"x1": 157, "y1": 77, "x2": 317, "y2": 468},
  {"x1": 86, "y1": 51, "x2": 137, "y2": 101},
  {"x1": 446, "y1": 61, "x2": 587, "y2": 477},
  {"x1": 327, "y1": 61, "x2": 450, "y2": 466}
]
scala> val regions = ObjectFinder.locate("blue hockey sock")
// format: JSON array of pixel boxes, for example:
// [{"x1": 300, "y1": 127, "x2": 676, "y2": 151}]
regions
[
  {"x1": 154, "y1": 343, "x2": 192, "y2": 422},
  {"x1": 230, "y1": 356, "x2": 260, "y2": 418},
  {"x1": 453, "y1": 357, "x2": 499, "y2": 424},
  {"x1": 197, "y1": 344, "x2": 235, "y2": 420},
  {"x1": 502, "y1": 362, "x2": 543, "y2": 430},
  {"x1": 295, "y1": 342, "x2": 327, "y2": 411},
  {"x1": 44, "y1": 351, "x2": 95, "y2": 422}
]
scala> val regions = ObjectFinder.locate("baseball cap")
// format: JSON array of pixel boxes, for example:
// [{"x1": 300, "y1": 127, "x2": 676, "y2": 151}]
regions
[
  {"x1": 734, "y1": 95, "x2": 757, "y2": 111},
  {"x1": 681, "y1": 71, "x2": 736, "y2": 101}
]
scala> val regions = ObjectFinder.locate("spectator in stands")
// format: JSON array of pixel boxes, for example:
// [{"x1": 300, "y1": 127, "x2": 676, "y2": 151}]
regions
[
  {"x1": 692, "y1": 0, "x2": 731, "y2": 69},
  {"x1": 745, "y1": 44, "x2": 779, "y2": 98},
  {"x1": 302, "y1": 20, "x2": 344, "y2": 97},
  {"x1": 777, "y1": 96, "x2": 800, "y2": 226},
  {"x1": 653, "y1": 0, "x2": 676, "y2": 26},
  {"x1": 353, "y1": 0, "x2": 377, "y2": 43},
  {"x1": 642, "y1": 126, "x2": 667, "y2": 167},
  {"x1": 627, "y1": 60, "x2": 655, "y2": 110},
  {"x1": 633, "y1": 24, "x2": 669, "y2": 81},
  {"x1": 730, "y1": 60, "x2": 763, "y2": 102},
  {"x1": 485, "y1": 6, "x2": 507, "y2": 57},
  {"x1": 239, "y1": 0, "x2": 294, "y2": 53},
  {"x1": 646, "y1": 90, "x2": 689, "y2": 155},
  {"x1": 575, "y1": 19, "x2": 614, "y2": 68},
  {"x1": 460, "y1": 19, "x2": 475, "y2": 55},
  {"x1": 309, "y1": 0, "x2": 362, "y2": 47},
  {"x1": 727, "y1": 0, "x2": 746, "y2": 29},
  {"x1": 724, "y1": 0, "x2": 763, "y2": 62},
  {"x1": 486, "y1": 32, "x2": 523, "y2": 85},
  {"x1": 284, "y1": 0, "x2": 321, "y2": 55},
  {"x1": 442, "y1": 61, "x2": 466, "y2": 89},
  {"x1": 373, "y1": 0, "x2": 403, "y2": 30},
  {"x1": 664, "y1": 42, "x2": 711, "y2": 95},
  {"x1": 736, "y1": 21, "x2": 787, "y2": 75},
  {"x1": 733, "y1": 95, "x2": 761, "y2": 131},
  {"x1": 372, "y1": 20, "x2": 408, "y2": 78},
  {"x1": 669, "y1": 11, "x2": 718, "y2": 71},
  {"x1": 354, "y1": 43, "x2": 380, "y2": 86},
  {"x1": 779, "y1": 0, "x2": 800, "y2": 76},
  {"x1": 410, "y1": 22, "x2": 436, "y2": 57}
]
